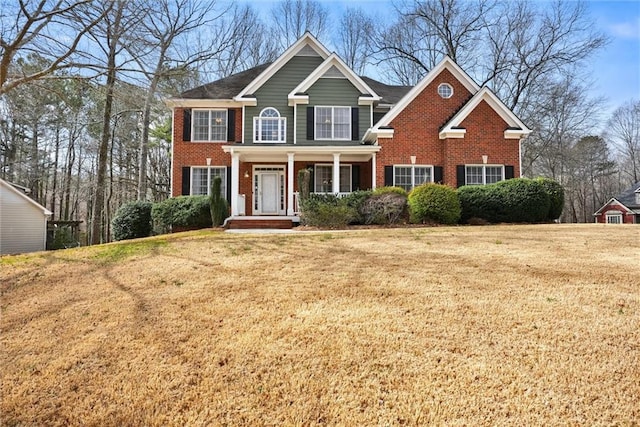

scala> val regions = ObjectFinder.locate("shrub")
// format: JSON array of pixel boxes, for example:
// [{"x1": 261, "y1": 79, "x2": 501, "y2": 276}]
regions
[
  {"x1": 299, "y1": 193, "x2": 356, "y2": 228},
  {"x1": 458, "y1": 178, "x2": 552, "y2": 224},
  {"x1": 152, "y1": 196, "x2": 212, "y2": 233},
  {"x1": 297, "y1": 168, "x2": 311, "y2": 202},
  {"x1": 408, "y1": 183, "x2": 461, "y2": 225},
  {"x1": 111, "y1": 201, "x2": 153, "y2": 241},
  {"x1": 535, "y1": 177, "x2": 564, "y2": 220},
  {"x1": 341, "y1": 190, "x2": 372, "y2": 224},
  {"x1": 209, "y1": 177, "x2": 229, "y2": 227},
  {"x1": 361, "y1": 192, "x2": 408, "y2": 225},
  {"x1": 372, "y1": 186, "x2": 408, "y2": 197}
]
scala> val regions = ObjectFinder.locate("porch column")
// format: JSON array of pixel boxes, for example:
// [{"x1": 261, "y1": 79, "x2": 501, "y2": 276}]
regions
[
  {"x1": 231, "y1": 153, "x2": 240, "y2": 216},
  {"x1": 371, "y1": 152, "x2": 377, "y2": 189},
  {"x1": 332, "y1": 153, "x2": 340, "y2": 194},
  {"x1": 287, "y1": 152, "x2": 295, "y2": 215}
]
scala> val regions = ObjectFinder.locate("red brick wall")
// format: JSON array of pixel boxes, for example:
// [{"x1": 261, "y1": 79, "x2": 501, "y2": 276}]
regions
[
  {"x1": 376, "y1": 68, "x2": 520, "y2": 188},
  {"x1": 595, "y1": 204, "x2": 637, "y2": 224}
]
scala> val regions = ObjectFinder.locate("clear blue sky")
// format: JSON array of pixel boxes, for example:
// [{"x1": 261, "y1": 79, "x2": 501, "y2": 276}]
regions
[{"x1": 246, "y1": 0, "x2": 640, "y2": 121}]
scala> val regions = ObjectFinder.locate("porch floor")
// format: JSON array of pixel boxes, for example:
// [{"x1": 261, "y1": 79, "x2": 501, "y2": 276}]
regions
[{"x1": 225, "y1": 216, "x2": 300, "y2": 230}]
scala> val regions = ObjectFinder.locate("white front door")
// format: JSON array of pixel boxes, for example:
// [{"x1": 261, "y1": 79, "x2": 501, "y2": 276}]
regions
[{"x1": 254, "y1": 167, "x2": 285, "y2": 215}]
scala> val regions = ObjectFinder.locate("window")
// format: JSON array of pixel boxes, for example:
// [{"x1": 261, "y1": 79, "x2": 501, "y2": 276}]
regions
[
  {"x1": 438, "y1": 83, "x2": 453, "y2": 99},
  {"x1": 314, "y1": 164, "x2": 352, "y2": 193},
  {"x1": 606, "y1": 211, "x2": 623, "y2": 224},
  {"x1": 315, "y1": 106, "x2": 351, "y2": 140},
  {"x1": 393, "y1": 165, "x2": 432, "y2": 191},
  {"x1": 254, "y1": 107, "x2": 286, "y2": 143},
  {"x1": 192, "y1": 110, "x2": 227, "y2": 142},
  {"x1": 465, "y1": 165, "x2": 504, "y2": 185},
  {"x1": 191, "y1": 167, "x2": 226, "y2": 196}
]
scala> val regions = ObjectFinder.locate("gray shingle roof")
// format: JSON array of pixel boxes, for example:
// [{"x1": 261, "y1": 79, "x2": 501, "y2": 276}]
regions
[
  {"x1": 178, "y1": 63, "x2": 412, "y2": 105},
  {"x1": 616, "y1": 181, "x2": 640, "y2": 209}
]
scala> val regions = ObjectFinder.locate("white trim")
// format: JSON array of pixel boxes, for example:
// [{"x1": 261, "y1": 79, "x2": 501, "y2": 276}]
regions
[
  {"x1": 252, "y1": 165, "x2": 286, "y2": 215},
  {"x1": 170, "y1": 108, "x2": 175, "y2": 195},
  {"x1": 370, "y1": 56, "x2": 480, "y2": 133},
  {"x1": 191, "y1": 109, "x2": 228, "y2": 142},
  {"x1": 439, "y1": 87, "x2": 531, "y2": 140},
  {"x1": 253, "y1": 107, "x2": 286, "y2": 143},
  {"x1": 392, "y1": 164, "x2": 434, "y2": 191},
  {"x1": 314, "y1": 162, "x2": 352, "y2": 193},
  {"x1": 189, "y1": 166, "x2": 226, "y2": 196},
  {"x1": 235, "y1": 32, "x2": 331, "y2": 101},
  {"x1": 165, "y1": 99, "x2": 248, "y2": 108},
  {"x1": 464, "y1": 164, "x2": 505, "y2": 185},
  {"x1": 287, "y1": 153, "x2": 295, "y2": 215},
  {"x1": 593, "y1": 198, "x2": 634, "y2": 215},
  {"x1": 287, "y1": 53, "x2": 381, "y2": 106},
  {"x1": 438, "y1": 83, "x2": 453, "y2": 99},
  {"x1": 606, "y1": 211, "x2": 623, "y2": 224}
]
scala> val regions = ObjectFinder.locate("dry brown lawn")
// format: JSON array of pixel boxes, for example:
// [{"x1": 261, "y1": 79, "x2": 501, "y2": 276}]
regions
[{"x1": 1, "y1": 224, "x2": 639, "y2": 426}]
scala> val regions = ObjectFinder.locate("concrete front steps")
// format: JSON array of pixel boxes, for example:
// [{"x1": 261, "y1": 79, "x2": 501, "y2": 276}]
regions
[{"x1": 224, "y1": 216, "x2": 299, "y2": 230}]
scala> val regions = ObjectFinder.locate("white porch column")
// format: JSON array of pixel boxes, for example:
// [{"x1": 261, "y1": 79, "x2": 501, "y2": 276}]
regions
[
  {"x1": 231, "y1": 153, "x2": 240, "y2": 216},
  {"x1": 332, "y1": 153, "x2": 340, "y2": 194},
  {"x1": 287, "y1": 152, "x2": 295, "y2": 215},
  {"x1": 371, "y1": 152, "x2": 377, "y2": 189}
]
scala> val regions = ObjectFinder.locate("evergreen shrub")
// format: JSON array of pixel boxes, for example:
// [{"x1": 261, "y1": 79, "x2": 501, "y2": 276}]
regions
[
  {"x1": 152, "y1": 196, "x2": 212, "y2": 233},
  {"x1": 408, "y1": 183, "x2": 461, "y2": 225},
  {"x1": 111, "y1": 201, "x2": 153, "y2": 241}
]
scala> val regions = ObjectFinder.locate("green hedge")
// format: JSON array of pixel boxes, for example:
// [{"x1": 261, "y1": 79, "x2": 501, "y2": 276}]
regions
[
  {"x1": 111, "y1": 201, "x2": 153, "y2": 241},
  {"x1": 408, "y1": 183, "x2": 461, "y2": 225},
  {"x1": 459, "y1": 178, "x2": 553, "y2": 223},
  {"x1": 151, "y1": 196, "x2": 212, "y2": 233},
  {"x1": 535, "y1": 177, "x2": 564, "y2": 220},
  {"x1": 299, "y1": 194, "x2": 357, "y2": 228}
]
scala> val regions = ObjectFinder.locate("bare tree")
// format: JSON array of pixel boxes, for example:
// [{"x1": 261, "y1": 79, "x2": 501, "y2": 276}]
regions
[
  {"x1": 606, "y1": 100, "x2": 640, "y2": 184},
  {"x1": 0, "y1": 0, "x2": 110, "y2": 95},
  {"x1": 270, "y1": 0, "x2": 330, "y2": 50},
  {"x1": 335, "y1": 7, "x2": 374, "y2": 75}
]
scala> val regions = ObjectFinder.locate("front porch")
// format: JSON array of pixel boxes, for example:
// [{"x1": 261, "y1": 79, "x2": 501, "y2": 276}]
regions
[{"x1": 222, "y1": 144, "x2": 381, "y2": 219}]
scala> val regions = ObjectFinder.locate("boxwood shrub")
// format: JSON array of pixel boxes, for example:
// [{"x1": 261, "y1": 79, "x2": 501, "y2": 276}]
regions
[
  {"x1": 299, "y1": 193, "x2": 357, "y2": 228},
  {"x1": 408, "y1": 183, "x2": 461, "y2": 225},
  {"x1": 111, "y1": 201, "x2": 153, "y2": 241},
  {"x1": 151, "y1": 196, "x2": 212, "y2": 233},
  {"x1": 535, "y1": 177, "x2": 564, "y2": 220}
]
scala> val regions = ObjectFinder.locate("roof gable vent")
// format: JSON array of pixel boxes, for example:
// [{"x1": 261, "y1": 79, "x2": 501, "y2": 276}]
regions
[
  {"x1": 321, "y1": 65, "x2": 346, "y2": 79},
  {"x1": 296, "y1": 44, "x2": 322, "y2": 57}
]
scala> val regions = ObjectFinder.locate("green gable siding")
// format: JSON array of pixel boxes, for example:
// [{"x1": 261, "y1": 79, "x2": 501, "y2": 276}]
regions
[
  {"x1": 244, "y1": 55, "x2": 324, "y2": 144},
  {"x1": 296, "y1": 78, "x2": 371, "y2": 145}
]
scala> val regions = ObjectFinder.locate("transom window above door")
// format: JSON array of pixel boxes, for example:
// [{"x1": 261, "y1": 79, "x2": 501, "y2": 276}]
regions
[
  {"x1": 315, "y1": 106, "x2": 351, "y2": 140},
  {"x1": 254, "y1": 107, "x2": 286, "y2": 143}
]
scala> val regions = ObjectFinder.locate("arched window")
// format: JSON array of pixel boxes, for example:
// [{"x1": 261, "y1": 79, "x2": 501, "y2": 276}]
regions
[{"x1": 254, "y1": 107, "x2": 286, "y2": 143}]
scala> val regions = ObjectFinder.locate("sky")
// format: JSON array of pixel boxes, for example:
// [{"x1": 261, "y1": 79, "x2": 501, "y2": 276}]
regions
[{"x1": 247, "y1": 0, "x2": 640, "y2": 125}]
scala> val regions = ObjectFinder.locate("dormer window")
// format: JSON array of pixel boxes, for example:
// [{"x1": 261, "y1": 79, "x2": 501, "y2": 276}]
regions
[
  {"x1": 438, "y1": 83, "x2": 453, "y2": 99},
  {"x1": 254, "y1": 107, "x2": 286, "y2": 143}
]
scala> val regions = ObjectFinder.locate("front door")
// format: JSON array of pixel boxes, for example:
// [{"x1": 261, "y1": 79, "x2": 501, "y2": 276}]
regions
[{"x1": 254, "y1": 167, "x2": 285, "y2": 215}]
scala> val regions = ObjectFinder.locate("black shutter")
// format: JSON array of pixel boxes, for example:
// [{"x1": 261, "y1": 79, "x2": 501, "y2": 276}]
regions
[
  {"x1": 226, "y1": 166, "x2": 232, "y2": 203},
  {"x1": 182, "y1": 109, "x2": 192, "y2": 142},
  {"x1": 456, "y1": 165, "x2": 465, "y2": 188},
  {"x1": 351, "y1": 165, "x2": 360, "y2": 191},
  {"x1": 434, "y1": 166, "x2": 443, "y2": 184},
  {"x1": 306, "y1": 164, "x2": 315, "y2": 193},
  {"x1": 227, "y1": 109, "x2": 236, "y2": 142},
  {"x1": 351, "y1": 107, "x2": 359, "y2": 141},
  {"x1": 306, "y1": 107, "x2": 314, "y2": 140},
  {"x1": 384, "y1": 166, "x2": 393, "y2": 187},
  {"x1": 505, "y1": 165, "x2": 515, "y2": 180},
  {"x1": 182, "y1": 167, "x2": 191, "y2": 195}
]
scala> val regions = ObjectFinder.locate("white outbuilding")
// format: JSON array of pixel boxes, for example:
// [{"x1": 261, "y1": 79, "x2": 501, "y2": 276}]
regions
[{"x1": 0, "y1": 178, "x2": 52, "y2": 255}]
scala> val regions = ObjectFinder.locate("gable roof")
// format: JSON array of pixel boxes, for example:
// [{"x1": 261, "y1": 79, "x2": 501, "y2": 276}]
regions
[
  {"x1": 439, "y1": 87, "x2": 531, "y2": 139},
  {"x1": 235, "y1": 32, "x2": 331, "y2": 100},
  {"x1": 360, "y1": 77, "x2": 411, "y2": 105},
  {"x1": 179, "y1": 63, "x2": 272, "y2": 100},
  {"x1": 288, "y1": 53, "x2": 381, "y2": 106},
  {"x1": 371, "y1": 56, "x2": 481, "y2": 131},
  {"x1": 594, "y1": 182, "x2": 640, "y2": 215},
  {"x1": 0, "y1": 178, "x2": 52, "y2": 216}
]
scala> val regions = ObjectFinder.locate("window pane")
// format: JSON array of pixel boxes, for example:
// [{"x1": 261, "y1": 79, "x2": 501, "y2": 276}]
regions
[
  {"x1": 191, "y1": 168, "x2": 207, "y2": 195},
  {"x1": 210, "y1": 110, "x2": 227, "y2": 141},
  {"x1": 339, "y1": 165, "x2": 351, "y2": 193},
  {"x1": 466, "y1": 166, "x2": 483, "y2": 185},
  {"x1": 211, "y1": 167, "x2": 226, "y2": 197},
  {"x1": 485, "y1": 166, "x2": 503, "y2": 184},
  {"x1": 315, "y1": 165, "x2": 332, "y2": 192},
  {"x1": 334, "y1": 107, "x2": 351, "y2": 139},
  {"x1": 414, "y1": 167, "x2": 432, "y2": 186},
  {"x1": 394, "y1": 166, "x2": 412, "y2": 192},
  {"x1": 315, "y1": 107, "x2": 332, "y2": 139},
  {"x1": 193, "y1": 111, "x2": 209, "y2": 141}
]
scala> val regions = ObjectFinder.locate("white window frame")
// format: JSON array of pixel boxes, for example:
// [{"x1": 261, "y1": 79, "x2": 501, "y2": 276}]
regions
[
  {"x1": 606, "y1": 211, "x2": 623, "y2": 224},
  {"x1": 314, "y1": 106, "x2": 351, "y2": 141},
  {"x1": 192, "y1": 109, "x2": 227, "y2": 142},
  {"x1": 393, "y1": 165, "x2": 433, "y2": 191},
  {"x1": 465, "y1": 164, "x2": 505, "y2": 185},
  {"x1": 190, "y1": 166, "x2": 226, "y2": 196},
  {"x1": 438, "y1": 83, "x2": 453, "y2": 99},
  {"x1": 253, "y1": 107, "x2": 286, "y2": 143},
  {"x1": 314, "y1": 164, "x2": 352, "y2": 193}
]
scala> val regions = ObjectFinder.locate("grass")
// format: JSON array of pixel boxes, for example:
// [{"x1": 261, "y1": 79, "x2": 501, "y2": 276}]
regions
[{"x1": 1, "y1": 224, "x2": 639, "y2": 426}]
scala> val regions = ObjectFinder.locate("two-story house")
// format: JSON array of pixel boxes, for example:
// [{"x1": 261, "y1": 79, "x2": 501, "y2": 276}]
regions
[{"x1": 167, "y1": 32, "x2": 530, "y2": 227}]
